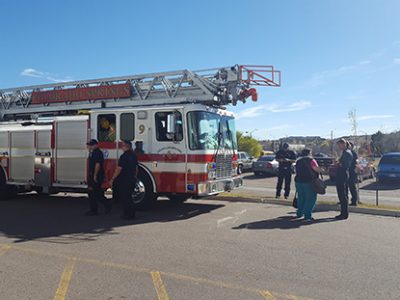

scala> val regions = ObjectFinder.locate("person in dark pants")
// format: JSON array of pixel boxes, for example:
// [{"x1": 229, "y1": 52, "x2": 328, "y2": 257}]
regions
[
  {"x1": 110, "y1": 140, "x2": 138, "y2": 220},
  {"x1": 275, "y1": 143, "x2": 296, "y2": 199},
  {"x1": 335, "y1": 139, "x2": 353, "y2": 220},
  {"x1": 86, "y1": 139, "x2": 111, "y2": 216},
  {"x1": 348, "y1": 142, "x2": 359, "y2": 206}
]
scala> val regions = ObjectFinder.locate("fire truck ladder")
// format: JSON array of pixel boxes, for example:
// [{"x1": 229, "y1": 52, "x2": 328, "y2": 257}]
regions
[{"x1": 0, "y1": 65, "x2": 280, "y2": 120}]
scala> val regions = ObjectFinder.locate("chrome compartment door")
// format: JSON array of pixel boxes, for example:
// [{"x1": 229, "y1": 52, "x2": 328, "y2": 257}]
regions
[
  {"x1": 10, "y1": 130, "x2": 35, "y2": 184},
  {"x1": 55, "y1": 119, "x2": 88, "y2": 186},
  {"x1": 35, "y1": 130, "x2": 52, "y2": 188}
]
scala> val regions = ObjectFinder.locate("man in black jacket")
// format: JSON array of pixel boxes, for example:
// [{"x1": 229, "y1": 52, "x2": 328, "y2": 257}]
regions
[
  {"x1": 348, "y1": 142, "x2": 359, "y2": 206},
  {"x1": 335, "y1": 139, "x2": 353, "y2": 219},
  {"x1": 86, "y1": 139, "x2": 111, "y2": 216},
  {"x1": 275, "y1": 143, "x2": 297, "y2": 199},
  {"x1": 110, "y1": 140, "x2": 138, "y2": 220}
]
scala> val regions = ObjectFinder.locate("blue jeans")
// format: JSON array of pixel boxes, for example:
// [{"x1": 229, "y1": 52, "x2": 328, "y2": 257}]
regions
[{"x1": 295, "y1": 182, "x2": 317, "y2": 220}]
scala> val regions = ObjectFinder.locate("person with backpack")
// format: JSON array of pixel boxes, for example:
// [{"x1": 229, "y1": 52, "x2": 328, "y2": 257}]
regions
[{"x1": 295, "y1": 148, "x2": 322, "y2": 221}]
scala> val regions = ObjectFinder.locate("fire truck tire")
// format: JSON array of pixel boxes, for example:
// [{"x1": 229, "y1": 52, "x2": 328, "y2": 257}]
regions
[
  {"x1": 237, "y1": 164, "x2": 243, "y2": 175},
  {"x1": 0, "y1": 169, "x2": 17, "y2": 201},
  {"x1": 135, "y1": 170, "x2": 157, "y2": 210},
  {"x1": 168, "y1": 195, "x2": 190, "y2": 203}
]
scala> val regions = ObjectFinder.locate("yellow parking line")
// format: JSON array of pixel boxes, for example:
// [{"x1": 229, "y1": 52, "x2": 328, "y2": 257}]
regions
[
  {"x1": 260, "y1": 290, "x2": 277, "y2": 300},
  {"x1": 151, "y1": 271, "x2": 170, "y2": 300},
  {"x1": 53, "y1": 257, "x2": 77, "y2": 300},
  {"x1": 6, "y1": 244, "x2": 313, "y2": 300},
  {"x1": 0, "y1": 244, "x2": 11, "y2": 256}
]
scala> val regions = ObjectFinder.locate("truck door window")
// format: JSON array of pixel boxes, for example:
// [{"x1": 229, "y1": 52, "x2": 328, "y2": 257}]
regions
[
  {"x1": 120, "y1": 113, "x2": 135, "y2": 141},
  {"x1": 98, "y1": 114, "x2": 116, "y2": 142},
  {"x1": 155, "y1": 112, "x2": 183, "y2": 142}
]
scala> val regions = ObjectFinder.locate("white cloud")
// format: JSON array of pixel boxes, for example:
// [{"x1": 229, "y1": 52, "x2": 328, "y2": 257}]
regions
[
  {"x1": 393, "y1": 58, "x2": 400, "y2": 65},
  {"x1": 236, "y1": 101, "x2": 312, "y2": 119},
  {"x1": 267, "y1": 124, "x2": 291, "y2": 131},
  {"x1": 359, "y1": 60, "x2": 371, "y2": 65},
  {"x1": 302, "y1": 65, "x2": 357, "y2": 88},
  {"x1": 266, "y1": 101, "x2": 312, "y2": 113},
  {"x1": 20, "y1": 68, "x2": 72, "y2": 83},
  {"x1": 358, "y1": 114, "x2": 394, "y2": 121},
  {"x1": 235, "y1": 105, "x2": 265, "y2": 119}
]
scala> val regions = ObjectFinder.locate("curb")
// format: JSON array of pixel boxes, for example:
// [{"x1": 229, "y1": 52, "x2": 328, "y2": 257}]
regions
[{"x1": 209, "y1": 196, "x2": 400, "y2": 218}]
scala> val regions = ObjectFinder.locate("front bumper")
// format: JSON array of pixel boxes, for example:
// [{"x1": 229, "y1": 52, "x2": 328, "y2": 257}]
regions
[{"x1": 197, "y1": 176, "x2": 243, "y2": 197}]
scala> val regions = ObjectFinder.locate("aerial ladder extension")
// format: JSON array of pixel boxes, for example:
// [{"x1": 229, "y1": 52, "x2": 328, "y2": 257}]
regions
[{"x1": 0, "y1": 65, "x2": 280, "y2": 120}]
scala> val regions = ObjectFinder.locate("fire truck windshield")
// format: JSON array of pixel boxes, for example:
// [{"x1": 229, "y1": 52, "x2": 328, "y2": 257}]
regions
[{"x1": 187, "y1": 111, "x2": 237, "y2": 151}]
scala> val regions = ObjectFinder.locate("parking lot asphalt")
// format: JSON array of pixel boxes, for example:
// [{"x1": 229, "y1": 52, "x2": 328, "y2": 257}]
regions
[
  {"x1": 0, "y1": 193, "x2": 399, "y2": 300},
  {"x1": 236, "y1": 173, "x2": 400, "y2": 208}
]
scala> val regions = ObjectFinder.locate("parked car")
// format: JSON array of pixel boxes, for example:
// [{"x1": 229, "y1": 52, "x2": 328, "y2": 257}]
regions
[
  {"x1": 314, "y1": 152, "x2": 334, "y2": 174},
  {"x1": 377, "y1": 152, "x2": 400, "y2": 182},
  {"x1": 253, "y1": 155, "x2": 279, "y2": 176},
  {"x1": 328, "y1": 158, "x2": 375, "y2": 182},
  {"x1": 237, "y1": 151, "x2": 254, "y2": 174}
]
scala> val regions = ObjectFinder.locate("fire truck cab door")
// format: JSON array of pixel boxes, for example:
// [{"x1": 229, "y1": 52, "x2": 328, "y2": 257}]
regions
[
  {"x1": 55, "y1": 118, "x2": 88, "y2": 186},
  {"x1": 35, "y1": 130, "x2": 52, "y2": 188}
]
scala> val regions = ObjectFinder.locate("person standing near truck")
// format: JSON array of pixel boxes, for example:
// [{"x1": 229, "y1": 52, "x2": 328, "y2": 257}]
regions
[
  {"x1": 86, "y1": 139, "x2": 111, "y2": 216},
  {"x1": 275, "y1": 143, "x2": 297, "y2": 199},
  {"x1": 110, "y1": 140, "x2": 138, "y2": 220},
  {"x1": 335, "y1": 139, "x2": 353, "y2": 219}
]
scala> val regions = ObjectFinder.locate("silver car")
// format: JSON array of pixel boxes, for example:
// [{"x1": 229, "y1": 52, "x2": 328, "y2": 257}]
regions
[
  {"x1": 237, "y1": 151, "x2": 254, "y2": 174},
  {"x1": 253, "y1": 155, "x2": 279, "y2": 176}
]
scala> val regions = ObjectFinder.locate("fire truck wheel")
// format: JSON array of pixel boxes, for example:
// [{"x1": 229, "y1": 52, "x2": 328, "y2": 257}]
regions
[
  {"x1": 237, "y1": 164, "x2": 243, "y2": 174},
  {"x1": 168, "y1": 195, "x2": 190, "y2": 203},
  {"x1": 0, "y1": 172, "x2": 18, "y2": 201},
  {"x1": 135, "y1": 170, "x2": 157, "y2": 210},
  {"x1": 0, "y1": 168, "x2": 18, "y2": 200}
]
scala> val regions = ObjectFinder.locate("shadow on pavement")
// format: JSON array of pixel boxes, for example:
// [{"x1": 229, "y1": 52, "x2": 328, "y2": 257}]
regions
[
  {"x1": 0, "y1": 194, "x2": 223, "y2": 244},
  {"x1": 232, "y1": 215, "x2": 340, "y2": 230}
]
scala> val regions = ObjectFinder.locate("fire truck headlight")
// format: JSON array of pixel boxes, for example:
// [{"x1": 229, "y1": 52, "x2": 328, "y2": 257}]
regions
[
  {"x1": 208, "y1": 171, "x2": 216, "y2": 180},
  {"x1": 198, "y1": 183, "x2": 208, "y2": 194},
  {"x1": 232, "y1": 161, "x2": 238, "y2": 176}
]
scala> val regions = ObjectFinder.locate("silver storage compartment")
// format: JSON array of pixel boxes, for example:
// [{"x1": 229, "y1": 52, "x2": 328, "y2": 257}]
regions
[
  {"x1": 10, "y1": 131, "x2": 35, "y2": 183},
  {"x1": 35, "y1": 130, "x2": 52, "y2": 187},
  {"x1": 55, "y1": 119, "x2": 88, "y2": 186}
]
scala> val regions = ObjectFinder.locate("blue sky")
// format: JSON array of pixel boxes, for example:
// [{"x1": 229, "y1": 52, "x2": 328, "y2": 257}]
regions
[{"x1": 1, "y1": 0, "x2": 399, "y2": 140}]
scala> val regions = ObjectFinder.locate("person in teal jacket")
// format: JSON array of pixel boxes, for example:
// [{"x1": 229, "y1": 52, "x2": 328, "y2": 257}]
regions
[{"x1": 295, "y1": 148, "x2": 322, "y2": 221}]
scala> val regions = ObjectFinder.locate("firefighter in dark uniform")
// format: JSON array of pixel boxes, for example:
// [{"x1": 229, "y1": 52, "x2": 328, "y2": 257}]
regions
[
  {"x1": 348, "y1": 141, "x2": 359, "y2": 206},
  {"x1": 275, "y1": 143, "x2": 297, "y2": 199},
  {"x1": 86, "y1": 139, "x2": 111, "y2": 216},
  {"x1": 110, "y1": 140, "x2": 138, "y2": 220},
  {"x1": 335, "y1": 139, "x2": 353, "y2": 219}
]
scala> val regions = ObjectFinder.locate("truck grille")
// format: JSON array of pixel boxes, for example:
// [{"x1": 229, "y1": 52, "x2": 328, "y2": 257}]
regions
[{"x1": 216, "y1": 154, "x2": 232, "y2": 178}]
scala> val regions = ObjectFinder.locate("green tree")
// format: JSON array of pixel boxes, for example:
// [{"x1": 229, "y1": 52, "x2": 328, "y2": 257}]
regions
[{"x1": 236, "y1": 131, "x2": 262, "y2": 158}]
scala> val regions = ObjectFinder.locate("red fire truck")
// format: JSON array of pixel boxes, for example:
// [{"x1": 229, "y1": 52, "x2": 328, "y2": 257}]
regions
[{"x1": 0, "y1": 65, "x2": 280, "y2": 208}]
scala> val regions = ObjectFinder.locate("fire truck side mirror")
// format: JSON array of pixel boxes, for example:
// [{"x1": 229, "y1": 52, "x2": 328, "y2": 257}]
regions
[{"x1": 166, "y1": 113, "x2": 177, "y2": 135}]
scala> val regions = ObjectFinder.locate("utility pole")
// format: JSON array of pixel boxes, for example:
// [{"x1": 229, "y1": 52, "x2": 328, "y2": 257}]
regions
[{"x1": 348, "y1": 108, "x2": 358, "y2": 137}]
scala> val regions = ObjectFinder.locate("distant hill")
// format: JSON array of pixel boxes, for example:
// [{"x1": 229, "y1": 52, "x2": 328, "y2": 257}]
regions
[{"x1": 259, "y1": 130, "x2": 400, "y2": 156}]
